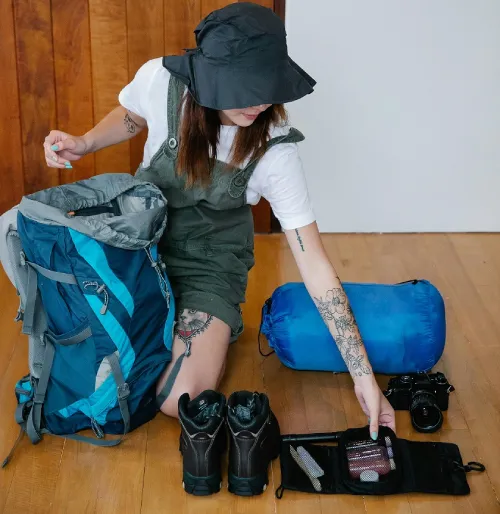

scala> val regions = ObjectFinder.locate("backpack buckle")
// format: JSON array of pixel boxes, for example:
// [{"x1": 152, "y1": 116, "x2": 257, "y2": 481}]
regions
[
  {"x1": 14, "y1": 307, "x2": 24, "y2": 322},
  {"x1": 20, "y1": 251, "x2": 26, "y2": 267},
  {"x1": 91, "y1": 418, "x2": 104, "y2": 439},
  {"x1": 118, "y1": 383, "x2": 130, "y2": 401}
]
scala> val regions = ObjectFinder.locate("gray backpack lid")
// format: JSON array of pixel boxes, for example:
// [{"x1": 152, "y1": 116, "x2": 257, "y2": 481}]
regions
[{"x1": 19, "y1": 174, "x2": 167, "y2": 250}]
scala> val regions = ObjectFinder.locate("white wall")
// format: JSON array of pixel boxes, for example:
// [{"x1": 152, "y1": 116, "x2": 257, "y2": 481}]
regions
[{"x1": 285, "y1": 1, "x2": 500, "y2": 232}]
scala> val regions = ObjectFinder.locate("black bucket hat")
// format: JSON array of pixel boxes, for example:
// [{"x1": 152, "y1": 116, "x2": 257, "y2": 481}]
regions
[{"x1": 162, "y1": 2, "x2": 316, "y2": 110}]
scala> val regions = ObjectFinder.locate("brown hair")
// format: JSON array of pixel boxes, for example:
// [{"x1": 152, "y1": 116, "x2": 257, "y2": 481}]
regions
[{"x1": 177, "y1": 92, "x2": 287, "y2": 187}]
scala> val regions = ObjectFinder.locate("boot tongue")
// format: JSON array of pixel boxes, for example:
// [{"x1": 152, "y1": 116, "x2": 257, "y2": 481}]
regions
[
  {"x1": 231, "y1": 393, "x2": 263, "y2": 426},
  {"x1": 188, "y1": 398, "x2": 221, "y2": 424}
]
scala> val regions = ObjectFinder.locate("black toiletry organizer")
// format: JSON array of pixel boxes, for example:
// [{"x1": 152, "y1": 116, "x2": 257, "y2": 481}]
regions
[{"x1": 276, "y1": 426, "x2": 485, "y2": 498}]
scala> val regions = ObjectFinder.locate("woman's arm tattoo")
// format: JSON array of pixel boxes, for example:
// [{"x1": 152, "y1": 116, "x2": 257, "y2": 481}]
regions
[
  {"x1": 314, "y1": 288, "x2": 372, "y2": 376},
  {"x1": 124, "y1": 113, "x2": 139, "y2": 133},
  {"x1": 295, "y1": 229, "x2": 305, "y2": 252}
]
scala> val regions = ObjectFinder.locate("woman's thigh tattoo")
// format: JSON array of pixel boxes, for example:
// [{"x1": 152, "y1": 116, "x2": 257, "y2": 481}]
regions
[{"x1": 175, "y1": 308, "x2": 214, "y2": 345}]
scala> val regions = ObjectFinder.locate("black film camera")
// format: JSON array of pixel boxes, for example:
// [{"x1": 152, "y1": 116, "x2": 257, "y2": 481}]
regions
[{"x1": 383, "y1": 372, "x2": 455, "y2": 433}]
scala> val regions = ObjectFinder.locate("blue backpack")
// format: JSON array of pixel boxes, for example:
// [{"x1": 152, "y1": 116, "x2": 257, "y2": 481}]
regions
[{"x1": 1, "y1": 174, "x2": 174, "y2": 466}]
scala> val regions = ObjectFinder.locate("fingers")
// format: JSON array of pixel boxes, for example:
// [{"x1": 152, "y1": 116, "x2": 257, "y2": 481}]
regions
[
  {"x1": 43, "y1": 141, "x2": 63, "y2": 166},
  {"x1": 369, "y1": 412, "x2": 380, "y2": 440},
  {"x1": 44, "y1": 131, "x2": 74, "y2": 169},
  {"x1": 49, "y1": 138, "x2": 74, "y2": 152},
  {"x1": 43, "y1": 141, "x2": 72, "y2": 169},
  {"x1": 379, "y1": 395, "x2": 397, "y2": 433}
]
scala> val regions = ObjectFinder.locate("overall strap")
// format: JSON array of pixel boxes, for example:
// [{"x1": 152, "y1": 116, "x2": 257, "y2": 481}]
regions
[
  {"x1": 228, "y1": 128, "x2": 306, "y2": 199},
  {"x1": 164, "y1": 75, "x2": 186, "y2": 160}
]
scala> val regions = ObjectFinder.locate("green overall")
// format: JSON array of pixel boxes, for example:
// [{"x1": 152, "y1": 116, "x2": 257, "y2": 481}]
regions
[{"x1": 135, "y1": 75, "x2": 304, "y2": 403}]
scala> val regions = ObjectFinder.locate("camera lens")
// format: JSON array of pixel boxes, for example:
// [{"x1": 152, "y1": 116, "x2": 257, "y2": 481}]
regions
[{"x1": 410, "y1": 391, "x2": 443, "y2": 433}]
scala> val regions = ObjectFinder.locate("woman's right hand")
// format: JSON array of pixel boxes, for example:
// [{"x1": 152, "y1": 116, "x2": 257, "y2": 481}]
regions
[{"x1": 44, "y1": 131, "x2": 90, "y2": 168}]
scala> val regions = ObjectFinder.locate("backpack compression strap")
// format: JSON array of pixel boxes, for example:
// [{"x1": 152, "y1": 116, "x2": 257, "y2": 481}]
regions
[
  {"x1": 18, "y1": 256, "x2": 131, "y2": 447},
  {"x1": 21, "y1": 254, "x2": 78, "y2": 335},
  {"x1": 50, "y1": 352, "x2": 131, "y2": 447}
]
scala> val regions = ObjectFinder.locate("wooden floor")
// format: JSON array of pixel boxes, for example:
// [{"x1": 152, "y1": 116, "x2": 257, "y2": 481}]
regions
[{"x1": 0, "y1": 233, "x2": 500, "y2": 513}]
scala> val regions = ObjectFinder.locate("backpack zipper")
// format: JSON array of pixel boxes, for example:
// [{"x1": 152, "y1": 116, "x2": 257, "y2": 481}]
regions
[
  {"x1": 145, "y1": 248, "x2": 170, "y2": 307},
  {"x1": 83, "y1": 281, "x2": 109, "y2": 315}
]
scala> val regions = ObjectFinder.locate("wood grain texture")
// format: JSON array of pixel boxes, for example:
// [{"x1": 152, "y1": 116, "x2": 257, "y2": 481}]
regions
[
  {"x1": 52, "y1": 428, "x2": 149, "y2": 514},
  {"x1": 0, "y1": 333, "x2": 65, "y2": 514},
  {"x1": 127, "y1": 0, "x2": 164, "y2": 173},
  {"x1": 274, "y1": 0, "x2": 286, "y2": 21},
  {"x1": 0, "y1": 0, "x2": 24, "y2": 212},
  {"x1": 1, "y1": 0, "x2": 276, "y2": 230},
  {"x1": 246, "y1": 0, "x2": 274, "y2": 7},
  {"x1": 1, "y1": 234, "x2": 500, "y2": 512},
  {"x1": 165, "y1": 0, "x2": 201, "y2": 55},
  {"x1": 201, "y1": 0, "x2": 230, "y2": 19},
  {"x1": 0, "y1": 286, "x2": 27, "y2": 512},
  {"x1": 52, "y1": 0, "x2": 95, "y2": 183},
  {"x1": 89, "y1": 0, "x2": 130, "y2": 175},
  {"x1": 13, "y1": 0, "x2": 59, "y2": 194},
  {"x1": 252, "y1": 204, "x2": 271, "y2": 233}
]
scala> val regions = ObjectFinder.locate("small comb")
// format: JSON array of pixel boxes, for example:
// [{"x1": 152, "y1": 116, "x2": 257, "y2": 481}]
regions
[
  {"x1": 290, "y1": 445, "x2": 322, "y2": 492},
  {"x1": 297, "y1": 446, "x2": 325, "y2": 478}
]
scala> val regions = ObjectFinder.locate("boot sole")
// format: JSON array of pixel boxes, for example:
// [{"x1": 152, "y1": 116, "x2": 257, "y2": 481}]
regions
[{"x1": 182, "y1": 471, "x2": 222, "y2": 496}]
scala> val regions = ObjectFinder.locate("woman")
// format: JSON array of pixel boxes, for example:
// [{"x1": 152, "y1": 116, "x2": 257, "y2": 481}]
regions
[{"x1": 43, "y1": 3, "x2": 395, "y2": 440}]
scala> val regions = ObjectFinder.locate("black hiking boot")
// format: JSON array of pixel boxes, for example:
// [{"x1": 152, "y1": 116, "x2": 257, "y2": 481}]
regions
[
  {"x1": 227, "y1": 391, "x2": 280, "y2": 496},
  {"x1": 178, "y1": 390, "x2": 227, "y2": 496}
]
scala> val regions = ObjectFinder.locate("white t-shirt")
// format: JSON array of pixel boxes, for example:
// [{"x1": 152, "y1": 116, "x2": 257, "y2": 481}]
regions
[{"x1": 118, "y1": 58, "x2": 315, "y2": 230}]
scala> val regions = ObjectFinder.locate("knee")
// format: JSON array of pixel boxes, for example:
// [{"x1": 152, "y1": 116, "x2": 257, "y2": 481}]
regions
[
  {"x1": 159, "y1": 381, "x2": 219, "y2": 418},
  {"x1": 160, "y1": 395, "x2": 181, "y2": 418}
]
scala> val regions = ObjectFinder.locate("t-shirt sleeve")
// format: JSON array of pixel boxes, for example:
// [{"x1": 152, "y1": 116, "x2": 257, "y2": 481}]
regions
[
  {"x1": 118, "y1": 58, "x2": 161, "y2": 120},
  {"x1": 257, "y1": 144, "x2": 316, "y2": 230}
]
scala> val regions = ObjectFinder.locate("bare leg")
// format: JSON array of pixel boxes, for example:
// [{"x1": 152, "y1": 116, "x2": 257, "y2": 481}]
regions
[{"x1": 156, "y1": 309, "x2": 231, "y2": 418}]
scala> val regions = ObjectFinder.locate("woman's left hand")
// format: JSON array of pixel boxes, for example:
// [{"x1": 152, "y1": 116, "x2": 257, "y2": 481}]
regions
[
  {"x1": 354, "y1": 375, "x2": 396, "y2": 439},
  {"x1": 282, "y1": 222, "x2": 397, "y2": 437}
]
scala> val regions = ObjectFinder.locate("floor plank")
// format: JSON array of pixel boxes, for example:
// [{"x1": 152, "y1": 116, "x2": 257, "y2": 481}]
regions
[
  {"x1": 392, "y1": 234, "x2": 500, "y2": 506},
  {"x1": 52, "y1": 427, "x2": 149, "y2": 514},
  {"x1": 1, "y1": 339, "x2": 65, "y2": 514},
  {"x1": 0, "y1": 234, "x2": 499, "y2": 512}
]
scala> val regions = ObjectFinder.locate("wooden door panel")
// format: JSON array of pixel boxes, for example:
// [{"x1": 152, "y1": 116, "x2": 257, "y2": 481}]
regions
[
  {"x1": 0, "y1": 0, "x2": 24, "y2": 212},
  {"x1": 128, "y1": 0, "x2": 165, "y2": 172},
  {"x1": 14, "y1": 0, "x2": 59, "y2": 194},
  {"x1": 1, "y1": 0, "x2": 283, "y2": 232},
  {"x1": 89, "y1": 0, "x2": 130, "y2": 176},
  {"x1": 165, "y1": 0, "x2": 201, "y2": 54},
  {"x1": 53, "y1": 0, "x2": 95, "y2": 183}
]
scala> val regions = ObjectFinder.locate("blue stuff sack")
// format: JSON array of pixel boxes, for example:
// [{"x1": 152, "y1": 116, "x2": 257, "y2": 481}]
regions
[{"x1": 260, "y1": 280, "x2": 446, "y2": 374}]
